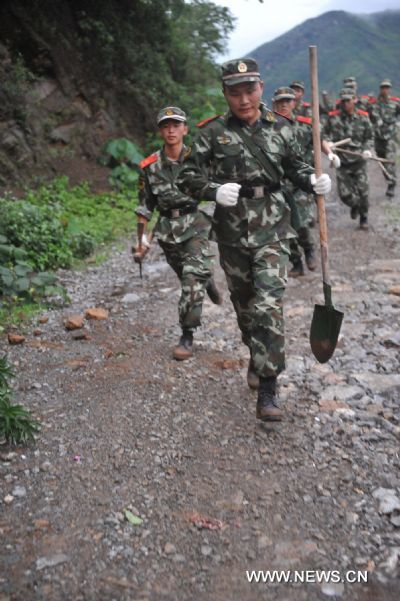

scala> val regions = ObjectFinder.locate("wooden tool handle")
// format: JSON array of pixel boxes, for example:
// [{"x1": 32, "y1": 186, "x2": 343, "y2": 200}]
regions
[{"x1": 310, "y1": 45, "x2": 330, "y2": 289}]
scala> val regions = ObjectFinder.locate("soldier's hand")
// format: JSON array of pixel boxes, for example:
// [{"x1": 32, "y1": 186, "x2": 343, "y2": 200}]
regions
[
  {"x1": 216, "y1": 183, "x2": 241, "y2": 207},
  {"x1": 310, "y1": 173, "x2": 331, "y2": 195},
  {"x1": 140, "y1": 233, "x2": 151, "y2": 248},
  {"x1": 328, "y1": 153, "x2": 341, "y2": 168},
  {"x1": 362, "y1": 150, "x2": 372, "y2": 160}
]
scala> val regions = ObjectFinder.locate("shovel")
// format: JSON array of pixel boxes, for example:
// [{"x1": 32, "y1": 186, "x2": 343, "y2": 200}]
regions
[{"x1": 309, "y1": 46, "x2": 344, "y2": 363}]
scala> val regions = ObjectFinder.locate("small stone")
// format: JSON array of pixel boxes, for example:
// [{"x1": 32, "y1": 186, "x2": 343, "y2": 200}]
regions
[
  {"x1": 201, "y1": 545, "x2": 212, "y2": 556},
  {"x1": 12, "y1": 485, "x2": 27, "y2": 498},
  {"x1": 257, "y1": 535, "x2": 271, "y2": 549},
  {"x1": 321, "y1": 581, "x2": 345, "y2": 597},
  {"x1": 36, "y1": 553, "x2": 70, "y2": 570},
  {"x1": 8, "y1": 333, "x2": 25, "y2": 345},
  {"x1": 38, "y1": 316, "x2": 49, "y2": 324},
  {"x1": 4, "y1": 494, "x2": 14, "y2": 504},
  {"x1": 372, "y1": 487, "x2": 400, "y2": 514},
  {"x1": 164, "y1": 543, "x2": 176, "y2": 555},
  {"x1": 85, "y1": 307, "x2": 109, "y2": 320},
  {"x1": 64, "y1": 315, "x2": 84, "y2": 330},
  {"x1": 388, "y1": 285, "x2": 400, "y2": 296},
  {"x1": 122, "y1": 293, "x2": 140, "y2": 304}
]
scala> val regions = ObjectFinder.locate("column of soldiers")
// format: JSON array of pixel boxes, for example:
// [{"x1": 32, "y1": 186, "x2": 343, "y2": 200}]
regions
[{"x1": 134, "y1": 58, "x2": 399, "y2": 423}]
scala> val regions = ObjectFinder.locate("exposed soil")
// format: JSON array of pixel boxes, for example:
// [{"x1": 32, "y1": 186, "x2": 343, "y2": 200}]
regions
[{"x1": 1, "y1": 161, "x2": 399, "y2": 601}]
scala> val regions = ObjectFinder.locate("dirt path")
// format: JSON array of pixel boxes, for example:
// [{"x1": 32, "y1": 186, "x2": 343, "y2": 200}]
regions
[{"x1": 1, "y1": 162, "x2": 399, "y2": 601}]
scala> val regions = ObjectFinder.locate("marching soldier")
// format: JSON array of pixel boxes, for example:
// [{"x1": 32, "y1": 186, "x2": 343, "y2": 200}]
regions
[
  {"x1": 272, "y1": 86, "x2": 341, "y2": 277},
  {"x1": 135, "y1": 106, "x2": 222, "y2": 361},
  {"x1": 368, "y1": 79, "x2": 400, "y2": 197},
  {"x1": 322, "y1": 88, "x2": 374, "y2": 230},
  {"x1": 290, "y1": 80, "x2": 311, "y2": 118},
  {"x1": 177, "y1": 58, "x2": 331, "y2": 421}
]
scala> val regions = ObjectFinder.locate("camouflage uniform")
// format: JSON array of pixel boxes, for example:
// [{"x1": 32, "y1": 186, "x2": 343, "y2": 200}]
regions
[
  {"x1": 322, "y1": 96, "x2": 374, "y2": 219},
  {"x1": 136, "y1": 145, "x2": 214, "y2": 331},
  {"x1": 178, "y1": 103, "x2": 314, "y2": 378},
  {"x1": 368, "y1": 82, "x2": 400, "y2": 195},
  {"x1": 284, "y1": 112, "x2": 316, "y2": 266}
]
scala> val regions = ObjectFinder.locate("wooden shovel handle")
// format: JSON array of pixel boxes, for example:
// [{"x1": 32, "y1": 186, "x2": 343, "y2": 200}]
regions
[{"x1": 310, "y1": 45, "x2": 331, "y2": 289}]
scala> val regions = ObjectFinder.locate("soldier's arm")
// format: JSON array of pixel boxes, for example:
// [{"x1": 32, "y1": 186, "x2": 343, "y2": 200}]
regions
[
  {"x1": 135, "y1": 170, "x2": 156, "y2": 223},
  {"x1": 177, "y1": 130, "x2": 220, "y2": 201},
  {"x1": 280, "y1": 127, "x2": 315, "y2": 192}
]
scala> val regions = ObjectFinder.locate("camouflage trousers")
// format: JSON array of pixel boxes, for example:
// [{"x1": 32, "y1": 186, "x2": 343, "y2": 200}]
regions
[
  {"x1": 218, "y1": 239, "x2": 290, "y2": 378},
  {"x1": 375, "y1": 138, "x2": 397, "y2": 189},
  {"x1": 158, "y1": 227, "x2": 214, "y2": 332},
  {"x1": 336, "y1": 161, "x2": 369, "y2": 216},
  {"x1": 289, "y1": 189, "x2": 315, "y2": 263}
]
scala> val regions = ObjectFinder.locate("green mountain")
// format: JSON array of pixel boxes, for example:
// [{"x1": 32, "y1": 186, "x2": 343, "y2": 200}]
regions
[{"x1": 251, "y1": 9, "x2": 400, "y2": 101}]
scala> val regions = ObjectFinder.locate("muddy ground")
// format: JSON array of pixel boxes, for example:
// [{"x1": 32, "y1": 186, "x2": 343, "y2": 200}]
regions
[{"x1": 1, "y1": 162, "x2": 399, "y2": 601}]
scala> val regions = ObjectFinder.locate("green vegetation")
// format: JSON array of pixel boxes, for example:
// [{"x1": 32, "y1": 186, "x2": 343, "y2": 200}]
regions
[
  {"x1": 0, "y1": 355, "x2": 40, "y2": 446},
  {"x1": 0, "y1": 177, "x2": 137, "y2": 324}
]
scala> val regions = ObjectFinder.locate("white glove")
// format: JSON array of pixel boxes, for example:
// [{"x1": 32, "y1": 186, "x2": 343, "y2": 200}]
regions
[
  {"x1": 216, "y1": 183, "x2": 241, "y2": 207},
  {"x1": 362, "y1": 150, "x2": 372, "y2": 160},
  {"x1": 310, "y1": 173, "x2": 331, "y2": 195},
  {"x1": 327, "y1": 153, "x2": 341, "y2": 169}
]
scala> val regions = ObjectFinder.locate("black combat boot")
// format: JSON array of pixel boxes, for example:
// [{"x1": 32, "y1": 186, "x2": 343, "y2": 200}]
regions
[
  {"x1": 256, "y1": 376, "x2": 283, "y2": 421},
  {"x1": 206, "y1": 278, "x2": 223, "y2": 305},
  {"x1": 247, "y1": 357, "x2": 259, "y2": 390},
  {"x1": 359, "y1": 214, "x2": 368, "y2": 231},
  {"x1": 305, "y1": 247, "x2": 317, "y2": 271},
  {"x1": 173, "y1": 329, "x2": 193, "y2": 361},
  {"x1": 289, "y1": 259, "x2": 304, "y2": 278}
]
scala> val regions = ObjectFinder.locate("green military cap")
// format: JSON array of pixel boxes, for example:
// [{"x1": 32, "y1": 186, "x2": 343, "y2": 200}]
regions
[
  {"x1": 380, "y1": 79, "x2": 392, "y2": 88},
  {"x1": 290, "y1": 80, "x2": 305, "y2": 90},
  {"x1": 221, "y1": 57, "x2": 261, "y2": 86},
  {"x1": 157, "y1": 106, "x2": 187, "y2": 125},
  {"x1": 343, "y1": 76, "x2": 356, "y2": 84},
  {"x1": 272, "y1": 86, "x2": 296, "y2": 101},
  {"x1": 339, "y1": 87, "x2": 355, "y2": 100}
]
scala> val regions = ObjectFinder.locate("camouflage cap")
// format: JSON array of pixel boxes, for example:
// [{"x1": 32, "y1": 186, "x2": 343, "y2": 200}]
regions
[
  {"x1": 272, "y1": 86, "x2": 296, "y2": 102},
  {"x1": 380, "y1": 79, "x2": 392, "y2": 88},
  {"x1": 344, "y1": 81, "x2": 357, "y2": 90},
  {"x1": 290, "y1": 80, "x2": 305, "y2": 90},
  {"x1": 157, "y1": 106, "x2": 187, "y2": 125},
  {"x1": 339, "y1": 87, "x2": 356, "y2": 100},
  {"x1": 343, "y1": 76, "x2": 356, "y2": 84},
  {"x1": 221, "y1": 58, "x2": 261, "y2": 86}
]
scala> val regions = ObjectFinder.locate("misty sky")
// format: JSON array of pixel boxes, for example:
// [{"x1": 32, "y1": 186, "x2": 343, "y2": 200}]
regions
[{"x1": 214, "y1": 0, "x2": 400, "y2": 58}]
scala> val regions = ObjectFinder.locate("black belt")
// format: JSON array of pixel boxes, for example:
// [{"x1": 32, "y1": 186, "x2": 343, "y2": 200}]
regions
[
  {"x1": 159, "y1": 206, "x2": 198, "y2": 218},
  {"x1": 240, "y1": 183, "x2": 281, "y2": 198}
]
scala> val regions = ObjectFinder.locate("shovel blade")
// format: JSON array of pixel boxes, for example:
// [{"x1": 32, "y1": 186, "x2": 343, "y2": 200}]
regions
[{"x1": 310, "y1": 304, "x2": 344, "y2": 363}]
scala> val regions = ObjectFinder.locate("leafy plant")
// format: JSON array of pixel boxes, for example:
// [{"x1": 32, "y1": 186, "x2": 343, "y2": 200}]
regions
[
  {"x1": 0, "y1": 393, "x2": 40, "y2": 445},
  {"x1": 101, "y1": 138, "x2": 143, "y2": 190},
  {"x1": 0, "y1": 355, "x2": 40, "y2": 446}
]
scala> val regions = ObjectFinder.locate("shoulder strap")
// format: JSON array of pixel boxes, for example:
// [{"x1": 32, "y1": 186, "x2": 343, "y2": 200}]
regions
[{"x1": 229, "y1": 122, "x2": 280, "y2": 184}]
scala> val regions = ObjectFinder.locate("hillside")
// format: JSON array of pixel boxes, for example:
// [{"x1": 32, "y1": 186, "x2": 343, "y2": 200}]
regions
[{"x1": 251, "y1": 10, "x2": 400, "y2": 99}]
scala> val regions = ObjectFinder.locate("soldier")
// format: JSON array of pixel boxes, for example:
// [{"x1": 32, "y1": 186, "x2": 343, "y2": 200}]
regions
[
  {"x1": 368, "y1": 79, "x2": 400, "y2": 197},
  {"x1": 289, "y1": 80, "x2": 311, "y2": 117},
  {"x1": 177, "y1": 58, "x2": 331, "y2": 421},
  {"x1": 135, "y1": 106, "x2": 222, "y2": 361},
  {"x1": 322, "y1": 88, "x2": 374, "y2": 230},
  {"x1": 272, "y1": 86, "x2": 341, "y2": 277}
]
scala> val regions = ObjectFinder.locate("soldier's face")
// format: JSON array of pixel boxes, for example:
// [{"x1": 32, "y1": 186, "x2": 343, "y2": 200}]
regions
[
  {"x1": 380, "y1": 86, "x2": 390, "y2": 100},
  {"x1": 159, "y1": 120, "x2": 188, "y2": 147},
  {"x1": 223, "y1": 81, "x2": 264, "y2": 124},
  {"x1": 341, "y1": 98, "x2": 355, "y2": 114},
  {"x1": 274, "y1": 99, "x2": 295, "y2": 119},
  {"x1": 291, "y1": 87, "x2": 303, "y2": 102}
]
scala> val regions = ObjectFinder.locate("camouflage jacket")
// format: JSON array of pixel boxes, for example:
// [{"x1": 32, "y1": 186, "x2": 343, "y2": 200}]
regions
[
  {"x1": 177, "y1": 103, "x2": 314, "y2": 248},
  {"x1": 322, "y1": 108, "x2": 374, "y2": 166},
  {"x1": 293, "y1": 115, "x2": 314, "y2": 164},
  {"x1": 293, "y1": 100, "x2": 312, "y2": 118},
  {"x1": 368, "y1": 96, "x2": 400, "y2": 141},
  {"x1": 135, "y1": 146, "x2": 206, "y2": 244}
]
